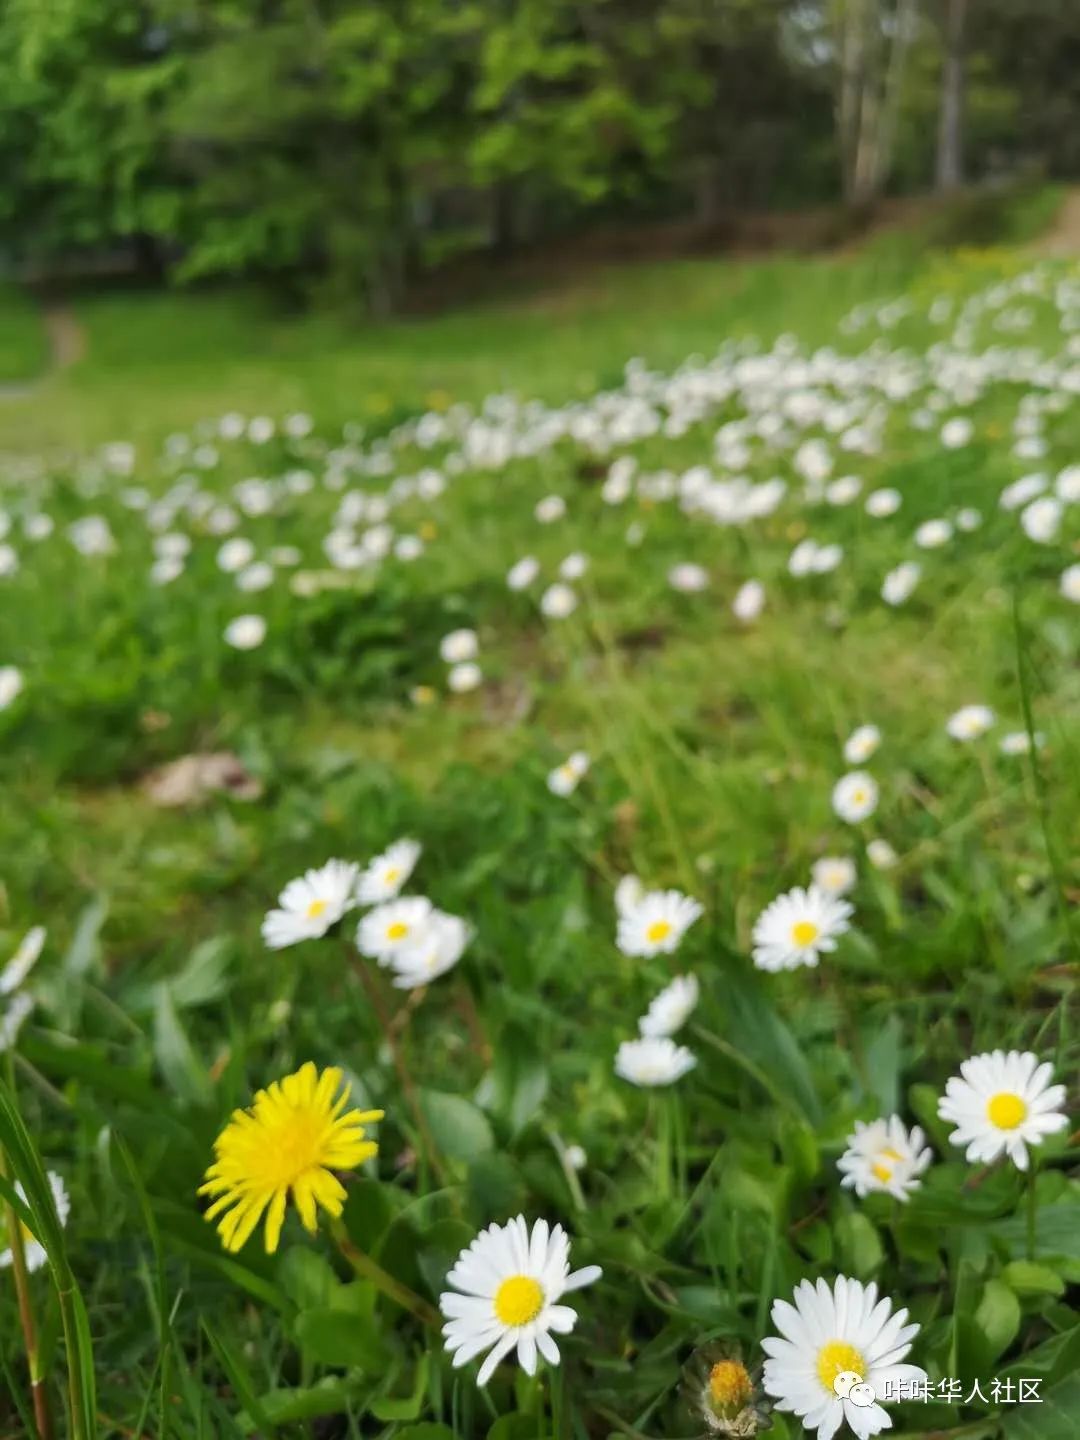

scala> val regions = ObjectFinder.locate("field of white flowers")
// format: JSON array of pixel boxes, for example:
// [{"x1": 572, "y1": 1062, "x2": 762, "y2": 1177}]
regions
[{"x1": 1, "y1": 247, "x2": 1078, "y2": 1440}]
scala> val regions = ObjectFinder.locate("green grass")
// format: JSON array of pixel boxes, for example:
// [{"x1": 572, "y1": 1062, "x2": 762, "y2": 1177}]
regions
[
  {"x1": 0, "y1": 283, "x2": 48, "y2": 385},
  {"x1": 1, "y1": 195, "x2": 1080, "y2": 1440}
]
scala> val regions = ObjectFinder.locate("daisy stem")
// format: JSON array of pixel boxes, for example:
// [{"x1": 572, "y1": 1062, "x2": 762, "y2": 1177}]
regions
[
  {"x1": 351, "y1": 954, "x2": 449, "y2": 1189},
  {"x1": 1026, "y1": 1164, "x2": 1038, "y2": 1261},
  {"x1": 0, "y1": 1143, "x2": 52, "y2": 1440},
  {"x1": 330, "y1": 1221, "x2": 441, "y2": 1328}
]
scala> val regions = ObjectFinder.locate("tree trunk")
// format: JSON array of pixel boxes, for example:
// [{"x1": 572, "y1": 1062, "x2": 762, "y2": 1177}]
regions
[{"x1": 936, "y1": 0, "x2": 968, "y2": 190}]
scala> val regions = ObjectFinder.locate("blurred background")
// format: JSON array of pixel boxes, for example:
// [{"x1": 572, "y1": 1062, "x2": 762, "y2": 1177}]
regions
[{"x1": 2, "y1": 0, "x2": 1080, "y2": 450}]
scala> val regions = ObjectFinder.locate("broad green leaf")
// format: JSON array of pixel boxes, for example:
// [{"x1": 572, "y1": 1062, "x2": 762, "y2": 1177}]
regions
[
  {"x1": 419, "y1": 1089, "x2": 494, "y2": 1162},
  {"x1": 976, "y1": 1278, "x2": 1021, "y2": 1361}
]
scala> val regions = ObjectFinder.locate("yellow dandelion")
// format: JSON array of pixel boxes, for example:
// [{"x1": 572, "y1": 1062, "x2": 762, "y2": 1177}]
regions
[{"x1": 198, "y1": 1062, "x2": 382, "y2": 1253}]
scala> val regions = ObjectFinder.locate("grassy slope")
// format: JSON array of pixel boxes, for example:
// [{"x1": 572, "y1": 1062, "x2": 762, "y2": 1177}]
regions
[
  {"x1": 2, "y1": 187, "x2": 1079, "y2": 1434},
  {"x1": 0, "y1": 282, "x2": 48, "y2": 384}
]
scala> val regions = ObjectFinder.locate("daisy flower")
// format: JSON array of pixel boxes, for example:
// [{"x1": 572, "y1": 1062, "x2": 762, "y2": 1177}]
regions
[
  {"x1": 224, "y1": 614, "x2": 266, "y2": 650},
  {"x1": 440, "y1": 628, "x2": 478, "y2": 663},
  {"x1": 547, "y1": 751, "x2": 589, "y2": 796},
  {"x1": 866, "y1": 839, "x2": 898, "y2": 870},
  {"x1": 832, "y1": 772, "x2": 878, "y2": 823},
  {"x1": 357, "y1": 896, "x2": 434, "y2": 961},
  {"x1": 685, "y1": 1345, "x2": 771, "y2": 1438},
  {"x1": 937, "y1": 1049, "x2": 1067, "y2": 1171},
  {"x1": 540, "y1": 583, "x2": 577, "y2": 619},
  {"x1": 752, "y1": 885, "x2": 853, "y2": 973},
  {"x1": 199, "y1": 1062, "x2": 381, "y2": 1253},
  {"x1": 843, "y1": 725, "x2": 880, "y2": 765},
  {"x1": 946, "y1": 704, "x2": 995, "y2": 741},
  {"x1": 668, "y1": 562, "x2": 709, "y2": 593},
  {"x1": 261, "y1": 860, "x2": 361, "y2": 950},
  {"x1": 638, "y1": 974, "x2": 699, "y2": 1038},
  {"x1": 614, "y1": 873, "x2": 644, "y2": 917},
  {"x1": 440, "y1": 1215, "x2": 601, "y2": 1385},
  {"x1": 615, "y1": 1036, "x2": 697, "y2": 1086},
  {"x1": 732, "y1": 579, "x2": 765, "y2": 622},
  {"x1": 762, "y1": 1276, "x2": 927, "y2": 1440},
  {"x1": 0, "y1": 666, "x2": 23, "y2": 709},
  {"x1": 880, "y1": 561, "x2": 920, "y2": 606},
  {"x1": 356, "y1": 839, "x2": 422, "y2": 905},
  {"x1": 507, "y1": 556, "x2": 540, "y2": 590},
  {"x1": 616, "y1": 888, "x2": 703, "y2": 957},
  {"x1": 811, "y1": 857, "x2": 856, "y2": 896},
  {"x1": 1000, "y1": 730, "x2": 1044, "y2": 756},
  {"x1": 383, "y1": 910, "x2": 469, "y2": 989},
  {"x1": 1060, "y1": 564, "x2": 1080, "y2": 603},
  {"x1": 837, "y1": 1117, "x2": 932, "y2": 1202},
  {"x1": 448, "y1": 662, "x2": 483, "y2": 693},
  {"x1": 0, "y1": 1172, "x2": 69, "y2": 1274}
]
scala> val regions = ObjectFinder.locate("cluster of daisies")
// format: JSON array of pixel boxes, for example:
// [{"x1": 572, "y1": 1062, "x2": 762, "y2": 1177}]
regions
[{"x1": 261, "y1": 842, "x2": 470, "y2": 989}]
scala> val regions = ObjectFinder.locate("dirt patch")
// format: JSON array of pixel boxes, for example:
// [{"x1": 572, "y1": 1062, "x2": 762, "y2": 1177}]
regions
[
  {"x1": 1036, "y1": 187, "x2": 1080, "y2": 256},
  {"x1": 43, "y1": 305, "x2": 87, "y2": 369}
]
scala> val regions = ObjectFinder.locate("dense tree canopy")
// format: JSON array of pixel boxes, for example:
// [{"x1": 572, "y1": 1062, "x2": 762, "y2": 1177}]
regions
[{"x1": 1, "y1": 0, "x2": 1078, "y2": 304}]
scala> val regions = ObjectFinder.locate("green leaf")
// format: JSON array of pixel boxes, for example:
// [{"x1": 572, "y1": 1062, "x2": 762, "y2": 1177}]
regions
[
  {"x1": 295, "y1": 1302, "x2": 387, "y2": 1369},
  {"x1": 976, "y1": 1278, "x2": 1021, "y2": 1361},
  {"x1": 1001, "y1": 1372, "x2": 1080, "y2": 1438},
  {"x1": 153, "y1": 983, "x2": 212, "y2": 1106},
  {"x1": 419, "y1": 1090, "x2": 493, "y2": 1162},
  {"x1": 239, "y1": 1378, "x2": 365, "y2": 1430},
  {"x1": 368, "y1": 1354, "x2": 430, "y2": 1421},
  {"x1": 862, "y1": 1012, "x2": 902, "y2": 1114},
  {"x1": 474, "y1": 1026, "x2": 549, "y2": 1134},
  {"x1": 991, "y1": 1202, "x2": 1080, "y2": 1259},
  {"x1": 279, "y1": 1246, "x2": 340, "y2": 1311},
  {"x1": 398, "y1": 1427, "x2": 458, "y2": 1440},
  {"x1": 835, "y1": 1211, "x2": 883, "y2": 1279},
  {"x1": 1002, "y1": 1261, "x2": 1066, "y2": 1297}
]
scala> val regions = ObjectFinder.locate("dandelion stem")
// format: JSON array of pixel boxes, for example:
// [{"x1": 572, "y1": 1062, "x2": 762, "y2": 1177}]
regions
[{"x1": 330, "y1": 1221, "x2": 441, "y2": 1328}]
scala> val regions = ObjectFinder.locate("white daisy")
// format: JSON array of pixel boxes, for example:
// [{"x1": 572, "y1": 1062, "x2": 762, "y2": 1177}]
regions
[
  {"x1": 356, "y1": 896, "x2": 434, "y2": 961},
  {"x1": 616, "y1": 888, "x2": 703, "y2": 957},
  {"x1": 507, "y1": 556, "x2": 540, "y2": 591},
  {"x1": 0, "y1": 927, "x2": 46, "y2": 995},
  {"x1": 261, "y1": 860, "x2": 361, "y2": 949},
  {"x1": 614, "y1": 874, "x2": 644, "y2": 917},
  {"x1": 866, "y1": 839, "x2": 898, "y2": 870},
  {"x1": 1059, "y1": 564, "x2": 1080, "y2": 603},
  {"x1": 762, "y1": 1275, "x2": 927, "y2": 1440},
  {"x1": 384, "y1": 910, "x2": 469, "y2": 989},
  {"x1": 914, "y1": 518, "x2": 953, "y2": 549},
  {"x1": 448, "y1": 662, "x2": 483, "y2": 693},
  {"x1": 832, "y1": 772, "x2": 879, "y2": 824},
  {"x1": 732, "y1": 579, "x2": 765, "y2": 622},
  {"x1": 811, "y1": 857, "x2": 856, "y2": 896},
  {"x1": 881, "y1": 561, "x2": 920, "y2": 606},
  {"x1": 0, "y1": 1172, "x2": 69, "y2": 1274},
  {"x1": 0, "y1": 666, "x2": 23, "y2": 709},
  {"x1": 843, "y1": 725, "x2": 880, "y2": 765},
  {"x1": 837, "y1": 1117, "x2": 932, "y2": 1202},
  {"x1": 440, "y1": 629, "x2": 478, "y2": 664},
  {"x1": 638, "y1": 975, "x2": 699, "y2": 1038},
  {"x1": 534, "y1": 495, "x2": 566, "y2": 524},
  {"x1": 615, "y1": 1036, "x2": 697, "y2": 1087},
  {"x1": 356, "y1": 839, "x2": 422, "y2": 905},
  {"x1": 440, "y1": 1215, "x2": 601, "y2": 1385},
  {"x1": 946, "y1": 704, "x2": 995, "y2": 741},
  {"x1": 224, "y1": 615, "x2": 266, "y2": 650},
  {"x1": 559, "y1": 553, "x2": 588, "y2": 580},
  {"x1": 547, "y1": 751, "x2": 589, "y2": 796},
  {"x1": 540, "y1": 583, "x2": 578, "y2": 619},
  {"x1": 668, "y1": 562, "x2": 709, "y2": 593},
  {"x1": 865, "y1": 488, "x2": 901, "y2": 518},
  {"x1": 752, "y1": 884, "x2": 853, "y2": 973},
  {"x1": 937, "y1": 1049, "x2": 1068, "y2": 1171},
  {"x1": 217, "y1": 537, "x2": 255, "y2": 573},
  {"x1": 999, "y1": 730, "x2": 1045, "y2": 756}
]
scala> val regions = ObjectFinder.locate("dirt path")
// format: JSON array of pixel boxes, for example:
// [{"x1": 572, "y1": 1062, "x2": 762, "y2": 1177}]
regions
[
  {"x1": 0, "y1": 300, "x2": 86, "y2": 400},
  {"x1": 1036, "y1": 187, "x2": 1080, "y2": 256}
]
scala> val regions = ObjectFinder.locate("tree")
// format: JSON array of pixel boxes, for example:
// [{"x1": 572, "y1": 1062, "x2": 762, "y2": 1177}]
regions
[{"x1": 935, "y1": 0, "x2": 968, "y2": 189}]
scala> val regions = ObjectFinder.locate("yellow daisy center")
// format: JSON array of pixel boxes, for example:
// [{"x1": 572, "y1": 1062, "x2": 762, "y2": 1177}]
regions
[
  {"x1": 871, "y1": 1146, "x2": 903, "y2": 1182},
  {"x1": 646, "y1": 919, "x2": 673, "y2": 944},
  {"x1": 386, "y1": 921, "x2": 409, "y2": 941},
  {"x1": 987, "y1": 1091, "x2": 1027, "y2": 1130},
  {"x1": 792, "y1": 920, "x2": 819, "y2": 947},
  {"x1": 852, "y1": 789, "x2": 867, "y2": 805},
  {"x1": 306, "y1": 898, "x2": 329, "y2": 920},
  {"x1": 817, "y1": 1340, "x2": 866, "y2": 1394},
  {"x1": 494, "y1": 1274, "x2": 544, "y2": 1327},
  {"x1": 383, "y1": 867, "x2": 401, "y2": 885},
  {"x1": 708, "y1": 1359, "x2": 753, "y2": 1413}
]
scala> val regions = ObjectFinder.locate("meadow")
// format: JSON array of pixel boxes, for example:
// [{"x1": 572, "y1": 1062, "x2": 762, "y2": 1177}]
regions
[{"x1": 1, "y1": 194, "x2": 1079, "y2": 1440}]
